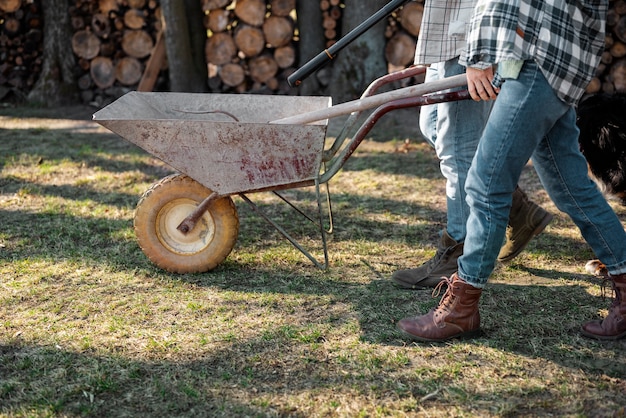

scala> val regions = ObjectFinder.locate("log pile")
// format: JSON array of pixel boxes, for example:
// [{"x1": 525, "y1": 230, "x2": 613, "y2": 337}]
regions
[
  {"x1": 0, "y1": 0, "x2": 43, "y2": 101},
  {"x1": 2, "y1": 0, "x2": 626, "y2": 103},
  {"x1": 203, "y1": 0, "x2": 298, "y2": 95},
  {"x1": 589, "y1": 0, "x2": 626, "y2": 94},
  {"x1": 69, "y1": 0, "x2": 165, "y2": 106},
  {"x1": 384, "y1": 0, "x2": 422, "y2": 71},
  {"x1": 320, "y1": 0, "x2": 343, "y2": 48}
]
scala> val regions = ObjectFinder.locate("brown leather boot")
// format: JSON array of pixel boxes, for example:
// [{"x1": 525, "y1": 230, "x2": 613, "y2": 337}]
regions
[
  {"x1": 497, "y1": 187, "x2": 553, "y2": 262},
  {"x1": 391, "y1": 231, "x2": 463, "y2": 289},
  {"x1": 581, "y1": 273, "x2": 626, "y2": 340},
  {"x1": 397, "y1": 273, "x2": 482, "y2": 342}
]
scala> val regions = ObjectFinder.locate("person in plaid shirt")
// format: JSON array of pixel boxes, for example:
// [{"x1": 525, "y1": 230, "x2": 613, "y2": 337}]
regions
[
  {"x1": 398, "y1": 0, "x2": 626, "y2": 342},
  {"x1": 392, "y1": 0, "x2": 552, "y2": 290}
]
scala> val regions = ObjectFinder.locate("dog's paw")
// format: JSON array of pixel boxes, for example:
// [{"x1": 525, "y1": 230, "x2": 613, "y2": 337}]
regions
[{"x1": 585, "y1": 259, "x2": 608, "y2": 277}]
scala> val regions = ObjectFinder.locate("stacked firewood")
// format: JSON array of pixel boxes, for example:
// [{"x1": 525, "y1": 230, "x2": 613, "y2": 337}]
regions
[
  {"x1": 203, "y1": 0, "x2": 297, "y2": 94},
  {"x1": 320, "y1": 0, "x2": 343, "y2": 48},
  {"x1": 2, "y1": 0, "x2": 626, "y2": 103},
  {"x1": 0, "y1": 0, "x2": 43, "y2": 101},
  {"x1": 384, "y1": 0, "x2": 422, "y2": 72},
  {"x1": 589, "y1": 0, "x2": 626, "y2": 94},
  {"x1": 69, "y1": 0, "x2": 164, "y2": 106}
]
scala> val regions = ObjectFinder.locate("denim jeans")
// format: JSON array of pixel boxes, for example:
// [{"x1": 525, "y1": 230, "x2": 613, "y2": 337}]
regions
[
  {"x1": 419, "y1": 58, "x2": 492, "y2": 242},
  {"x1": 458, "y1": 60, "x2": 626, "y2": 286}
]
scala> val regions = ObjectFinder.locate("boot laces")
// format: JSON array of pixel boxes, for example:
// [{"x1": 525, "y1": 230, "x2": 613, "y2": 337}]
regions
[{"x1": 431, "y1": 276, "x2": 456, "y2": 315}]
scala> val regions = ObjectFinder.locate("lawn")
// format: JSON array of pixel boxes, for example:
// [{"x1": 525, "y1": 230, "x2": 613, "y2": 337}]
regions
[{"x1": 1, "y1": 104, "x2": 625, "y2": 417}]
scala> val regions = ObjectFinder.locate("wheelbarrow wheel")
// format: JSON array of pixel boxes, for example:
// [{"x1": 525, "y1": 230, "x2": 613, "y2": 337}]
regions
[{"x1": 134, "y1": 174, "x2": 239, "y2": 273}]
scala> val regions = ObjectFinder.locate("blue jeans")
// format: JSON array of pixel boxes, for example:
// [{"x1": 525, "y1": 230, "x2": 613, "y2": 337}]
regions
[
  {"x1": 419, "y1": 58, "x2": 492, "y2": 242},
  {"x1": 458, "y1": 60, "x2": 626, "y2": 286}
]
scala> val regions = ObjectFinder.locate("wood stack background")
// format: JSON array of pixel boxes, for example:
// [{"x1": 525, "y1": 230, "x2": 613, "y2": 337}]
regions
[
  {"x1": 1, "y1": 0, "x2": 625, "y2": 104},
  {"x1": 0, "y1": 0, "x2": 43, "y2": 101},
  {"x1": 203, "y1": 0, "x2": 299, "y2": 94},
  {"x1": 69, "y1": 0, "x2": 165, "y2": 106},
  {"x1": 589, "y1": 0, "x2": 626, "y2": 95}
]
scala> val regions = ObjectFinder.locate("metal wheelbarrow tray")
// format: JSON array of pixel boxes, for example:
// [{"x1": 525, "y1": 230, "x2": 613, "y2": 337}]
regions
[{"x1": 93, "y1": 67, "x2": 468, "y2": 273}]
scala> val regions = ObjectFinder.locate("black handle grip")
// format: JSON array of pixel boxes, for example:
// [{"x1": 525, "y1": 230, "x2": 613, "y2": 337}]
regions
[{"x1": 287, "y1": 0, "x2": 412, "y2": 87}]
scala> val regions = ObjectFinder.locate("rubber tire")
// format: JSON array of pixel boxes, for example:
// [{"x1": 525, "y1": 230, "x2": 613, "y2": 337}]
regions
[{"x1": 134, "y1": 174, "x2": 239, "y2": 273}]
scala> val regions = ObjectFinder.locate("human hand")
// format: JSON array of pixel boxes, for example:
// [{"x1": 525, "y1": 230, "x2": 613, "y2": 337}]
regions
[{"x1": 466, "y1": 66, "x2": 499, "y2": 101}]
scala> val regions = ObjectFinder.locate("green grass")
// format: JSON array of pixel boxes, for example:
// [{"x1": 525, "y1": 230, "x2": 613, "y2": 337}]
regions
[{"x1": 0, "y1": 109, "x2": 625, "y2": 417}]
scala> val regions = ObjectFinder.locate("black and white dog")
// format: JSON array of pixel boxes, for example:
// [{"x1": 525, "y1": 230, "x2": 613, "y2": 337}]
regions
[
  {"x1": 576, "y1": 93, "x2": 626, "y2": 276},
  {"x1": 577, "y1": 93, "x2": 626, "y2": 206}
]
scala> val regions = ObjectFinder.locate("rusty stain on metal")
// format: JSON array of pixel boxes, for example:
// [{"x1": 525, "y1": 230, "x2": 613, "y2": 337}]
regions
[{"x1": 93, "y1": 92, "x2": 331, "y2": 196}]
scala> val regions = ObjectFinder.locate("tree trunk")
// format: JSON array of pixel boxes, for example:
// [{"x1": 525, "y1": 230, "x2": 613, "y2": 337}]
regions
[
  {"x1": 160, "y1": 0, "x2": 207, "y2": 92},
  {"x1": 294, "y1": 0, "x2": 325, "y2": 96},
  {"x1": 328, "y1": 0, "x2": 388, "y2": 102},
  {"x1": 27, "y1": 0, "x2": 79, "y2": 105}
]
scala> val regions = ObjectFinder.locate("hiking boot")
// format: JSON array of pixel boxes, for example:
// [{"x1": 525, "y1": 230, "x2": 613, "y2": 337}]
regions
[
  {"x1": 397, "y1": 273, "x2": 482, "y2": 342},
  {"x1": 497, "y1": 187, "x2": 553, "y2": 262},
  {"x1": 581, "y1": 273, "x2": 626, "y2": 340},
  {"x1": 392, "y1": 230, "x2": 463, "y2": 289}
]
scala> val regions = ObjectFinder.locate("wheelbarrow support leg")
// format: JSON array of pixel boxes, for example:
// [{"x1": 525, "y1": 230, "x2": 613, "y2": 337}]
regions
[{"x1": 238, "y1": 177, "x2": 331, "y2": 269}]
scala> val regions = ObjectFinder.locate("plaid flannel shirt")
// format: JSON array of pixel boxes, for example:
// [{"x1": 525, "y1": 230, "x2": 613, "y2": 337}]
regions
[
  {"x1": 414, "y1": 0, "x2": 476, "y2": 65},
  {"x1": 459, "y1": 0, "x2": 607, "y2": 105}
]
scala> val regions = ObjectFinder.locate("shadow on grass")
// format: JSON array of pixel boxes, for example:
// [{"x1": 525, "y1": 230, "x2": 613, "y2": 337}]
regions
[
  {"x1": 1, "y1": 277, "x2": 624, "y2": 417},
  {"x1": 2, "y1": 120, "x2": 625, "y2": 416},
  {"x1": 0, "y1": 130, "x2": 172, "y2": 179}
]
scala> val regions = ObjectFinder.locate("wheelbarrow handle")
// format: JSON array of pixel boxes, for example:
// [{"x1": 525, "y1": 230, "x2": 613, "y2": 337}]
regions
[
  {"x1": 287, "y1": 0, "x2": 412, "y2": 87},
  {"x1": 272, "y1": 73, "x2": 468, "y2": 125}
]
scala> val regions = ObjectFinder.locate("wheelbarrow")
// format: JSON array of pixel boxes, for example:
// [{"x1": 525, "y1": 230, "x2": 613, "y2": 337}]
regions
[{"x1": 92, "y1": 68, "x2": 469, "y2": 273}]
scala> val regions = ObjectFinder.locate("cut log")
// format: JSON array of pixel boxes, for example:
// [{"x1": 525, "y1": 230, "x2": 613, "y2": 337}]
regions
[
  {"x1": 205, "y1": 32, "x2": 237, "y2": 65},
  {"x1": 121, "y1": 29, "x2": 153, "y2": 58},
  {"x1": 269, "y1": 0, "x2": 295, "y2": 17},
  {"x1": 3, "y1": 17, "x2": 20, "y2": 35},
  {"x1": 115, "y1": 56, "x2": 143, "y2": 85},
  {"x1": 249, "y1": 54, "x2": 278, "y2": 83},
  {"x1": 234, "y1": 0, "x2": 267, "y2": 27},
  {"x1": 234, "y1": 24, "x2": 265, "y2": 57},
  {"x1": 610, "y1": 58, "x2": 626, "y2": 92},
  {"x1": 262, "y1": 15, "x2": 293, "y2": 47},
  {"x1": 384, "y1": 31, "x2": 416, "y2": 67},
  {"x1": 71, "y1": 15, "x2": 86, "y2": 30},
  {"x1": 91, "y1": 13, "x2": 111, "y2": 38},
  {"x1": 219, "y1": 62, "x2": 245, "y2": 87},
  {"x1": 0, "y1": 0, "x2": 21, "y2": 13},
  {"x1": 611, "y1": 41, "x2": 626, "y2": 58},
  {"x1": 615, "y1": 16, "x2": 626, "y2": 44},
  {"x1": 603, "y1": 80, "x2": 616, "y2": 94},
  {"x1": 90, "y1": 56, "x2": 115, "y2": 89},
  {"x1": 72, "y1": 29, "x2": 101, "y2": 59},
  {"x1": 206, "y1": 9, "x2": 231, "y2": 33},
  {"x1": 138, "y1": 30, "x2": 166, "y2": 91},
  {"x1": 98, "y1": 0, "x2": 118, "y2": 14},
  {"x1": 265, "y1": 76, "x2": 278, "y2": 90},
  {"x1": 124, "y1": 8, "x2": 146, "y2": 29},
  {"x1": 128, "y1": 0, "x2": 146, "y2": 9},
  {"x1": 77, "y1": 72, "x2": 92, "y2": 90},
  {"x1": 202, "y1": 0, "x2": 231, "y2": 12},
  {"x1": 323, "y1": 14, "x2": 336, "y2": 30},
  {"x1": 274, "y1": 45, "x2": 295, "y2": 68},
  {"x1": 608, "y1": 8, "x2": 620, "y2": 28},
  {"x1": 586, "y1": 77, "x2": 601, "y2": 94},
  {"x1": 614, "y1": 0, "x2": 626, "y2": 15},
  {"x1": 399, "y1": 2, "x2": 423, "y2": 37}
]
